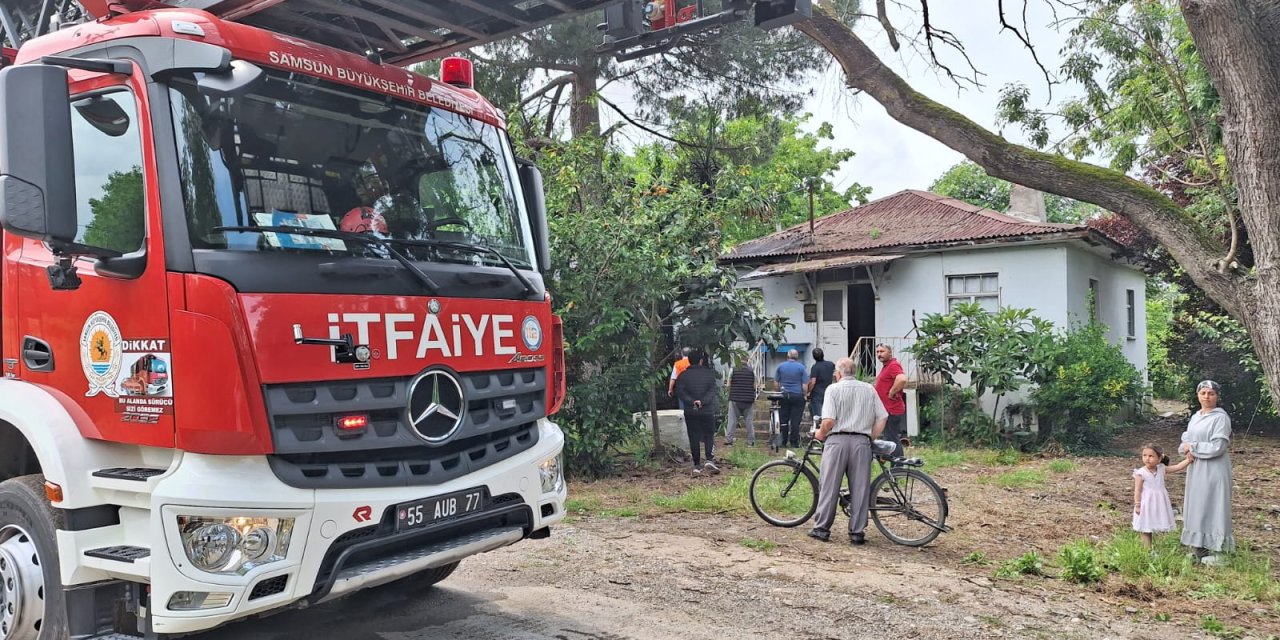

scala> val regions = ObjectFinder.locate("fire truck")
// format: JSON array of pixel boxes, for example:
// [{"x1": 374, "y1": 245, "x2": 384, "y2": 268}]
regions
[
  {"x1": 0, "y1": 0, "x2": 620, "y2": 636},
  {"x1": 0, "y1": 0, "x2": 811, "y2": 637}
]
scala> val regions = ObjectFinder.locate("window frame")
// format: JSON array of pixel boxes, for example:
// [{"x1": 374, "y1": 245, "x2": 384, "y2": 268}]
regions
[
  {"x1": 1089, "y1": 278, "x2": 1101, "y2": 322},
  {"x1": 1126, "y1": 288, "x2": 1136, "y2": 339},
  {"x1": 68, "y1": 85, "x2": 148, "y2": 257},
  {"x1": 944, "y1": 273, "x2": 1000, "y2": 312}
]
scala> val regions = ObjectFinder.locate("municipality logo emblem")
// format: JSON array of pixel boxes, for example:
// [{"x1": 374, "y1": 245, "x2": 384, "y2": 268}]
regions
[
  {"x1": 521, "y1": 316, "x2": 542, "y2": 350},
  {"x1": 80, "y1": 311, "x2": 122, "y2": 398}
]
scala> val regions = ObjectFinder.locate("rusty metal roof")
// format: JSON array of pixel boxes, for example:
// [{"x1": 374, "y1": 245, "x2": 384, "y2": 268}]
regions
[{"x1": 723, "y1": 190, "x2": 1093, "y2": 263}]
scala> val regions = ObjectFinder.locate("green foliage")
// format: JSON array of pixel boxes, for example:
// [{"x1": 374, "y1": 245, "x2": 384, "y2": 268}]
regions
[
  {"x1": 1032, "y1": 321, "x2": 1145, "y2": 451},
  {"x1": 961, "y1": 551, "x2": 991, "y2": 566},
  {"x1": 741, "y1": 537, "x2": 777, "y2": 553},
  {"x1": 995, "y1": 551, "x2": 1045, "y2": 579},
  {"x1": 1177, "y1": 310, "x2": 1276, "y2": 419},
  {"x1": 910, "y1": 304, "x2": 1059, "y2": 435},
  {"x1": 929, "y1": 160, "x2": 1101, "y2": 223},
  {"x1": 83, "y1": 167, "x2": 145, "y2": 254},
  {"x1": 1046, "y1": 459, "x2": 1076, "y2": 474},
  {"x1": 987, "y1": 469, "x2": 1045, "y2": 488},
  {"x1": 533, "y1": 136, "x2": 789, "y2": 477},
  {"x1": 1058, "y1": 541, "x2": 1107, "y2": 584},
  {"x1": 1146, "y1": 282, "x2": 1189, "y2": 398}
]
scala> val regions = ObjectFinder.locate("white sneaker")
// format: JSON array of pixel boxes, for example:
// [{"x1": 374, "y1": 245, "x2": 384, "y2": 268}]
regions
[
  {"x1": 691, "y1": 467, "x2": 702, "y2": 477},
  {"x1": 1201, "y1": 555, "x2": 1222, "y2": 566},
  {"x1": 703, "y1": 461, "x2": 721, "y2": 475}
]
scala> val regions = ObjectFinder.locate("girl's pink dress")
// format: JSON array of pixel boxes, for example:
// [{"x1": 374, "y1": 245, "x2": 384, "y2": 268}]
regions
[{"x1": 1132, "y1": 464, "x2": 1176, "y2": 533}]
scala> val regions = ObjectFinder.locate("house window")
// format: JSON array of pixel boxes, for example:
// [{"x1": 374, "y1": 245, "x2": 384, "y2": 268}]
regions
[
  {"x1": 1126, "y1": 289, "x2": 1136, "y2": 338},
  {"x1": 946, "y1": 274, "x2": 999, "y2": 312},
  {"x1": 1089, "y1": 279, "x2": 1101, "y2": 321}
]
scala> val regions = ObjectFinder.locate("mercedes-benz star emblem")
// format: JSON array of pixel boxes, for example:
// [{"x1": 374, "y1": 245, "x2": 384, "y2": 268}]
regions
[{"x1": 405, "y1": 368, "x2": 466, "y2": 444}]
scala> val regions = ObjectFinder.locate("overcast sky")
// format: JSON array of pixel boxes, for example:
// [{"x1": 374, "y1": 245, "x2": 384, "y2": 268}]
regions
[{"x1": 808, "y1": 1, "x2": 1075, "y2": 201}]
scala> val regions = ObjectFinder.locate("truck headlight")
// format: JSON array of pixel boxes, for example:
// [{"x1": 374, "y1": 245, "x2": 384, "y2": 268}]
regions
[
  {"x1": 538, "y1": 454, "x2": 564, "y2": 494},
  {"x1": 177, "y1": 516, "x2": 294, "y2": 575}
]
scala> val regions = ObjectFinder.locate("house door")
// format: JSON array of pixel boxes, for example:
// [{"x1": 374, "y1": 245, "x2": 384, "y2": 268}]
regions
[
  {"x1": 818, "y1": 286, "x2": 847, "y2": 359},
  {"x1": 848, "y1": 284, "x2": 877, "y2": 374}
]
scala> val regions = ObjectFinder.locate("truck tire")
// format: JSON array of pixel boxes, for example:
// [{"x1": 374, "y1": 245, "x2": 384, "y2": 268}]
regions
[{"x1": 0, "y1": 475, "x2": 68, "y2": 640}]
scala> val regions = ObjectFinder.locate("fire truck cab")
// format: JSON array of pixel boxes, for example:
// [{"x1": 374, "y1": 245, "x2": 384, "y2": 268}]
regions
[{"x1": 0, "y1": 3, "x2": 573, "y2": 637}]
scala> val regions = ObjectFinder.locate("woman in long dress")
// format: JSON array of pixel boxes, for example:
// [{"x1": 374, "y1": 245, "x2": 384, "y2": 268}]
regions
[{"x1": 1180, "y1": 380, "x2": 1234, "y2": 563}]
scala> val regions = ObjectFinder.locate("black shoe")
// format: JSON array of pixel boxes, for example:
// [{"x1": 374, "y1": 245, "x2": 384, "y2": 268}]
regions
[
  {"x1": 807, "y1": 529, "x2": 830, "y2": 542},
  {"x1": 850, "y1": 532, "x2": 866, "y2": 545}
]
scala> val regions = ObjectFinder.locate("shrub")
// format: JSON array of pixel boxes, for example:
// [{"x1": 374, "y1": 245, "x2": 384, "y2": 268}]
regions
[
  {"x1": 1032, "y1": 321, "x2": 1144, "y2": 451},
  {"x1": 995, "y1": 551, "x2": 1045, "y2": 579},
  {"x1": 1058, "y1": 541, "x2": 1107, "y2": 584}
]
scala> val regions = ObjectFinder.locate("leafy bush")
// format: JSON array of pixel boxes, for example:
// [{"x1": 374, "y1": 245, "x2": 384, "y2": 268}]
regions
[
  {"x1": 1058, "y1": 541, "x2": 1107, "y2": 584},
  {"x1": 1031, "y1": 321, "x2": 1144, "y2": 451},
  {"x1": 995, "y1": 551, "x2": 1046, "y2": 579}
]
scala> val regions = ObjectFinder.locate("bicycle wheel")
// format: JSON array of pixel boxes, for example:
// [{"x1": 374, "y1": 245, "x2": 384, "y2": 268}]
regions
[
  {"x1": 768, "y1": 409, "x2": 781, "y2": 453},
  {"x1": 869, "y1": 468, "x2": 948, "y2": 546},
  {"x1": 750, "y1": 460, "x2": 818, "y2": 527}
]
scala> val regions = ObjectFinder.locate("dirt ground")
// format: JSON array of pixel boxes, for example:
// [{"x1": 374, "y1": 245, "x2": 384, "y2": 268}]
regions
[
  {"x1": 196, "y1": 413, "x2": 1280, "y2": 640},
  {"x1": 534, "y1": 415, "x2": 1280, "y2": 639}
]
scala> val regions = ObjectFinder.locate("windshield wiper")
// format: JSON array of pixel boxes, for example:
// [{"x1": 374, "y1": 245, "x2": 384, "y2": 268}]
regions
[
  {"x1": 383, "y1": 237, "x2": 539, "y2": 297},
  {"x1": 212, "y1": 225, "x2": 440, "y2": 294}
]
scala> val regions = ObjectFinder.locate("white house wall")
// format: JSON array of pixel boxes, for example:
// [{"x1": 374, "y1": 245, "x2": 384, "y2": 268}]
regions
[
  {"x1": 1064, "y1": 246, "x2": 1149, "y2": 383},
  {"x1": 739, "y1": 272, "x2": 820, "y2": 376}
]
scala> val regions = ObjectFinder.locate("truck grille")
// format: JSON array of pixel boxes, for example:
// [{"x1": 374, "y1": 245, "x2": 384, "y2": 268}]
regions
[{"x1": 263, "y1": 369, "x2": 544, "y2": 488}]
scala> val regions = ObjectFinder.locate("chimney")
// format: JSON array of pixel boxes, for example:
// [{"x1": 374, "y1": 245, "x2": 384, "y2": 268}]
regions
[{"x1": 1007, "y1": 184, "x2": 1047, "y2": 223}]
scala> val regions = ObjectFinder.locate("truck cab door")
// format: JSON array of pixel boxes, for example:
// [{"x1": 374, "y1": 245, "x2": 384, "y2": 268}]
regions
[{"x1": 13, "y1": 75, "x2": 175, "y2": 447}]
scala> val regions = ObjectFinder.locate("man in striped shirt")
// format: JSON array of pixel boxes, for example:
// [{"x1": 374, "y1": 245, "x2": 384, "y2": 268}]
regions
[{"x1": 808, "y1": 357, "x2": 887, "y2": 545}]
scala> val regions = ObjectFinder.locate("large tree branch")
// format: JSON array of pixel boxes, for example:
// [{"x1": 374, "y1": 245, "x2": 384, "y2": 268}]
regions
[{"x1": 796, "y1": 4, "x2": 1243, "y2": 319}]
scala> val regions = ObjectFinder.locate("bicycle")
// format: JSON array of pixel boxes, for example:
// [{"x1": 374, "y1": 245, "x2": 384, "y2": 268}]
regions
[
  {"x1": 763, "y1": 391, "x2": 784, "y2": 453},
  {"x1": 748, "y1": 436, "x2": 952, "y2": 546}
]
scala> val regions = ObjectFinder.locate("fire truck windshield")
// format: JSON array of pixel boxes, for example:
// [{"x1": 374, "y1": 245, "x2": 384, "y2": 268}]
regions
[{"x1": 167, "y1": 69, "x2": 535, "y2": 272}]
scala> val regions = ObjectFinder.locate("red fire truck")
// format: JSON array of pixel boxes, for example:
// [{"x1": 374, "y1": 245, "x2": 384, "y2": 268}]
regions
[{"x1": 0, "y1": 0, "x2": 610, "y2": 636}]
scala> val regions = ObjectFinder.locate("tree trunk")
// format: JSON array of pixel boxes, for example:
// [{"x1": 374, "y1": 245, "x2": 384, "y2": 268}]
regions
[
  {"x1": 793, "y1": 5, "x2": 1280, "y2": 406},
  {"x1": 1182, "y1": 0, "x2": 1280, "y2": 406},
  {"x1": 570, "y1": 59, "x2": 601, "y2": 139}
]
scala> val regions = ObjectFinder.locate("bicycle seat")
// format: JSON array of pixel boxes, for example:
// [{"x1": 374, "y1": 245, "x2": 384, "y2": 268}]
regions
[{"x1": 764, "y1": 391, "x2": 785, "y2": 401}]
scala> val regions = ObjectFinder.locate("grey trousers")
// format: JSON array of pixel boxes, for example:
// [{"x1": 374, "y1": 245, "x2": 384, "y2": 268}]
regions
[
  {"x1": 726, "y1": 400, "x2": 755, "y2": 443},
  {"x1": 812, "y1": 434, "x2": 872, "y2": 535}
]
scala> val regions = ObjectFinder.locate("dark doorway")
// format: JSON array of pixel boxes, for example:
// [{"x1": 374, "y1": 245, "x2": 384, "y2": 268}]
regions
[{"x1": 847, "y1": 283, "x2": 876, "y2": 374}]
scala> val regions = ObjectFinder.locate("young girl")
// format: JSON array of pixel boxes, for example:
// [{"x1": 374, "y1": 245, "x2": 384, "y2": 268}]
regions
[{"x1": 1133, "y1": 443, "x2": 1193, "y2": 548}]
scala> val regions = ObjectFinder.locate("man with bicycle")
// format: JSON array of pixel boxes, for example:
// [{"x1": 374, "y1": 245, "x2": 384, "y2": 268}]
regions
[{"x1": 808, "y1": 357, "x2": 887, "y2": 545}]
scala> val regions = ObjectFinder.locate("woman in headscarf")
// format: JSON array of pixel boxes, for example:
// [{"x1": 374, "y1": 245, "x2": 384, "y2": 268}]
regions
[{"x1": 1179, "y1": 380, "x2": 1234, "y2": 564}]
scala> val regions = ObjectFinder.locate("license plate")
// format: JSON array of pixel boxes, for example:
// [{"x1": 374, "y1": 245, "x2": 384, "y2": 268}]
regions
[{"x1": 396, "y1": 487, "x2": 488, "y2": 531}]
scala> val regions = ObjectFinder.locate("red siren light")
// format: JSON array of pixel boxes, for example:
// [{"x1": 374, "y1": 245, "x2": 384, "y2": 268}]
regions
[{"x1": 440, "y1": 57, "x2": 474, "y2": 89}]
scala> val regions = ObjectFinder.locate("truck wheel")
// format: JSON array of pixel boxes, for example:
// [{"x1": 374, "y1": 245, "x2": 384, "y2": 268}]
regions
[
  {"x1": 0, "y1": 475, "x2": 68, "y2": 640},
  {"x1": 417, "y1": 561, "x2": 459, "y2": 587}
]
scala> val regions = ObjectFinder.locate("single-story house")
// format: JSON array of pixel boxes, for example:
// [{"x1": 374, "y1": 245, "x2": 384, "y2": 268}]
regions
[{"x1": 720, "y1": 187, "x2": 1146, "y2": 427}]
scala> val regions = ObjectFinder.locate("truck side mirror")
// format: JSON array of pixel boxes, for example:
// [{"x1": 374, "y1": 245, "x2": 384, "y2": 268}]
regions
[
  {"x1": 517, "y1": 158, "x2": 551, "y2": 275},
  {"x1": 0, "y1": 64, "x2": 78, "y2": 248}
]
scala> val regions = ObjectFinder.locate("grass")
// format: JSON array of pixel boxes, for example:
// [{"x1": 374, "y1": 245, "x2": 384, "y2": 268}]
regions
[
  {"x1": 1046, "y1": 459, "x2": 1076, "y2": 473},
  {"x1": 983, "y1": 468, "x2": 1046, "y2": 488},
  {"x1": 975, "y1": 448, "x2": 1023, "y2": 466},
  {"x1": 741, "y1": 537, "x2": 776, "y2": 552},
  {"x1": 960, "y1": 551, "x2": 991, "y2": 566},
  {"x1": 651, "y1": 474, "x2": 753, "y2": 514}
]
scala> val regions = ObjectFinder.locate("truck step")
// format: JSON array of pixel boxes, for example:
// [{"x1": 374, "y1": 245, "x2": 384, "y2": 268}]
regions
[
  {"x1": 83, "y1": 635, "x2": 143, "y2": 640},
  {"x1": 84, "y1": 545, "x2": 150, "y2": 563},
  {"x1": 91, "y1": 467, "x2": 165, "y2": 481}
]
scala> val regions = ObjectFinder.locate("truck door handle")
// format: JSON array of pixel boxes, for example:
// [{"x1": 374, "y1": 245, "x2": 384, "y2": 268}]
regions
[{"x1": 21, "y1": 336, "x2": 54, "y2": 372}]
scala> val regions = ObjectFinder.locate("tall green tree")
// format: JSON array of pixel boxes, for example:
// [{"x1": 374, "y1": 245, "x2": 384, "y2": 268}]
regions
[
  {"x1": 794, "y1": 1, "x2": 1280, "y2": 409},
  {"x1": 929, "y1": 161, "x2": 1100, "y2": 223},
  {"x1": 83, "y1": 167, "x2": 144, "y2": 253}
]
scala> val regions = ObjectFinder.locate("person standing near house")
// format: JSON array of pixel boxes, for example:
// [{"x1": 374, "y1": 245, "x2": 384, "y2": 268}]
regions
[
  {"x1": 1179, "y1": 380, "x2": 1234, "y2": 564},
  {"x1": 805, "y1": 347, "x2": 836, "y2": 426},
  {"x1": 874, "y1": 344, "x2": 909, "y2": 460},
  {"x1": 676, "y1": 348, "x2": 720, "y2": 476},
  {"x1": 725, "y1": 355, "x2": 758, "y2": 446},
  {"x1": 775, "y1": 349, "x2": 808, "y2": 447},
  {"x1": 808, "y1": 357, "x2": 887, "y2": 544},
  {"x1": 667, "y1": 346, "x2": 691, "y2": 410}
]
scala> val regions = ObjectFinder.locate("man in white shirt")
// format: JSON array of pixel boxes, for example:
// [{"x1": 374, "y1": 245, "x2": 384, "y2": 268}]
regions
[{"x1": 808, "y1": 358, "x2": 887, "y2": 545}]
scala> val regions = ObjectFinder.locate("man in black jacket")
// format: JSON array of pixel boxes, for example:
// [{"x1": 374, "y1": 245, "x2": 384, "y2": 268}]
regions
[
  {"x1": 725, "y1": 355, "x2": 758, "y2": 446},
  {"x1": 676, "y1": 348, "x2": 721, "y2": 476}
]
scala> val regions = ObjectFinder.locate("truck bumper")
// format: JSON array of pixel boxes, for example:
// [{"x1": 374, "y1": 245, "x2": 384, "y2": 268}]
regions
[{"x1": 138, "y1": 418, "x2": 565, "y2": 635}]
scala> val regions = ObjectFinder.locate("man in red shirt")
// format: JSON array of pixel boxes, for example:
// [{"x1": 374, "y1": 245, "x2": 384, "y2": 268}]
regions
[{"x1": 874, "y1": 344, "x2": 909, "y2": 460}]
